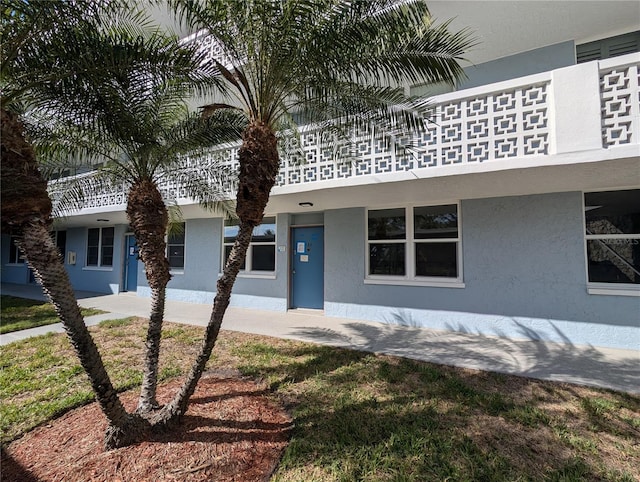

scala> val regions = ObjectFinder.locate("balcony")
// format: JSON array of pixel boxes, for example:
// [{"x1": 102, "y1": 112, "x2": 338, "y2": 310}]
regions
[{"x1": 49, "y1": 53, "x2": 640, "y2": 214}]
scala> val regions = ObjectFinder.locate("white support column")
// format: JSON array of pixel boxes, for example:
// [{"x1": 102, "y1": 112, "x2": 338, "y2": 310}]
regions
[{"x1": 550, "y1": 61, "x2": 603, "y2": 154}]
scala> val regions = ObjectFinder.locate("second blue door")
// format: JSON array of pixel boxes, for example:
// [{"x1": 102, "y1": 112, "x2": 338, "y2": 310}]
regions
[
  {"x1": 124, "y1": 235, "x2": 139, "y2": 292},
  {"x1": 291, "y1": 226, "x2": 324, "y2": 309}
]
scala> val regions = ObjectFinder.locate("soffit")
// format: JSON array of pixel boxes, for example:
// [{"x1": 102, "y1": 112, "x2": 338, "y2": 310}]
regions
[{"x1": 428, "y1": 1, "x2": 640, "y2": 65}]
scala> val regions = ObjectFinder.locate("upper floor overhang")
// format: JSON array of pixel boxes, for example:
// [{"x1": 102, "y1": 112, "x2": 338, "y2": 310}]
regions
[
  {"x1": 157, "y1": 1, "x2": 640, "y2": 70},
  {"x1": 428, "y1": 1, "x2": 639, "y2": 66},
  {"x1": 49, "y1": 53, "x2": 640, "y2": 226}
]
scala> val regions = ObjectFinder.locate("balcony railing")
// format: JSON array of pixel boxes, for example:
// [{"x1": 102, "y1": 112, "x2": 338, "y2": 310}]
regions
[
  {"x1": 48, "y1": 54, "x2": 640, "y2": 212},
  {"x1": 600, "y1": 59, "x2": 640, "y2": 147}
]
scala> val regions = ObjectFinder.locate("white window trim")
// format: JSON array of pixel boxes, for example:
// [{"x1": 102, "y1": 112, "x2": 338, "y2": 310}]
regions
[
  {"x1": 365, "y1": 202, "x2": 464, "y2": 287},
  {"x1": 237, "y1": 272, "x2": 277, "y2": 280},
  {"x1": 587, "y1": 284, "x2": 640, "y2": 297},
  {"x1": 82, "y1": 266, "x2": 114, "y2": 272},
  {"x1": 582, "y1": 188, "x2": 640, "y2": 296},
  {"x1": 222, "y1": 216, "x2": 277, "y2": 277},
  {"x1": 167, "y1": 223, "x2": 186, "y2": 272},
  {"x1": 86, "y1": 226, "x2": 114, "y2": 268}
]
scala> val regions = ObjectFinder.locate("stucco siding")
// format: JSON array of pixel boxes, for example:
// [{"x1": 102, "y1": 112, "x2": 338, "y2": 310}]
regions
[
  {"x1": 157, "y1": 214, "x2": 289, "y2": 310},
  {"x1": 138, "y1": 218, "x2": 221, "y2": 302},
  {"x1": 170, "y1": 218, "x2": 220, "y2": 292},
  {"x1": 226, "y1": 213, "x2": 288, "y2": 308},
  {"x1": 1, "y1": 234, "x2": 30, "y2": 284},
  {"x1": 323, "y1": 193, "x2": 639, "y2": 349},
  {"x1": 459, "y1": 40, "x2": 576, "y2": 89},
  {"x1": 4, "y1": 192, "x2": 636, "y2": 349},
  {"x1": 64, "y1": 225, "x2": 127, "y2": 294}
]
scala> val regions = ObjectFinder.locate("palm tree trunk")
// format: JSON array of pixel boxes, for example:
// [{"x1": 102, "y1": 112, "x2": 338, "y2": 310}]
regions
[
  {"x1": 125, "y1": 179, "x2": 171, "y2": 413},
  {"x1": 155, "y1": 121, "x2": 279, "y2": 425},
  {"x1": 157, "y1": 220, "x2": 255, "y2": 422},
  {"x1": 19, "y1": 222, "x2": 149, "y2": 449},
  {"x1": 1, "y1": 107, "x2": 146, "y2": 449},
  {"x1": 137, "y1": 285, "x2": 167, "y2": 411}
]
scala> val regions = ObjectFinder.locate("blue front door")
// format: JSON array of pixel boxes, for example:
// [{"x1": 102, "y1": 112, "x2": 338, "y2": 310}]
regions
[
  {"x1": 291, "y1": 226, "x2": 324, "y2": 309},
  {"x1": 124, "y1": 235, "x2": 138, "y2": 292}
]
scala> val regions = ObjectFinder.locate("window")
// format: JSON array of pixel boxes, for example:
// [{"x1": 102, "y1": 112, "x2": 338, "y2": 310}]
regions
[
  {"x1": 7, "y1": 232, "x2": 66, "y2": 265},
  {"x1": 51, "y1": 230, "x2": 67, "y2": 259},
  {"x1": 86, "y1": 227, "x2": 114, "y2": 267},
  {"x1": 167, "y1": 224, "x2": 185, "y2": 270},
  {"x1": 367, "y1": 204, "x2": 461, "y2": 284},
  {"x1": 8, "y1": 236, "x2": 25, "y2": 264},
  {"x1": 584, "y1": 190, "x2": 639, "y2": 289},
  {"x1": 577, "y1": 31, "x2": 640, "y2": 63},
  {"x1": 223, "y1": 217, "x2": 276, "y2": 273}
]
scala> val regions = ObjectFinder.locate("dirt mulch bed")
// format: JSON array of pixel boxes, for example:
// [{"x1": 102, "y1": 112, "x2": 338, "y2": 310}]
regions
[{"x1": 2, "y1": 372, "x2": 293, "y2": 481}]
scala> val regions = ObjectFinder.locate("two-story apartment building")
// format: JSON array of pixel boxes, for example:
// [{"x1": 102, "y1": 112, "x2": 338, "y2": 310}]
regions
[{"x1": 3, "y1": 1, "x2": 639, "y2": 350}]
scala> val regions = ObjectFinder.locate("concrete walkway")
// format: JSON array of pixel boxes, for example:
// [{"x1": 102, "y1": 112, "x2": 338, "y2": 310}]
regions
[{"x1": 1, "y1": 282, "x2": 638, "y2": 394}]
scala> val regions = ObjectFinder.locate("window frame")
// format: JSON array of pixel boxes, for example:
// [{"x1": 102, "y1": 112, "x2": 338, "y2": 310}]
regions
[
  {"x1": 365, "y1": 203, "x2": 464, "y2": 288},
  {"x1": 85, "y1": 226, "x2": 114, "y2": 269},
  {"x1": 7, "y1": 235, "x2": 25, "y2": 265},
  {"x1": 166, "y1": 223, "x2": 186, "y2": 273},
  {"x1": 51, "y1": 230, "x2": 67, "y2": 260},
  {"x1": 222, "y1": 216, "x2": 277, "y2": 278},
  {"x1": 583, "y1": 189, "x2": 640, "y2": 297}
]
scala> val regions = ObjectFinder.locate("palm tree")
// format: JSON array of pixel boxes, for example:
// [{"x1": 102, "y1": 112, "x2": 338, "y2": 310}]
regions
[
  {"x1": 1, "y1": 0, "x2": 210, "y2": 448},
  {"x1": 35, "y1": 83, "x2": 244, "y2": 413},
  {"x1": 155, "y1": 0, "x2": 474, "y2": 423}
]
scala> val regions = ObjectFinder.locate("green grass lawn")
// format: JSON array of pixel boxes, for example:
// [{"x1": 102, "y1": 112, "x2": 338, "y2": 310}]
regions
[
  {"x1": 0, "y1": 295, "x2": 104, "y2": 334},
  {"x1": 1, "y1": 317, "x2": 638, "y2": 481}
]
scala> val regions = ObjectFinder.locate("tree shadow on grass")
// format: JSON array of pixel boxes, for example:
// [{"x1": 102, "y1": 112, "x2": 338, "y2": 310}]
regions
[
  {"x1": 265, "y1": 314, "x2": 640, "y2": 479},
  {"x1": 273, "y1": 351, "x2": 639, "y2": 481},
  {"x1": 232, "y1": 341, "x2": 370, "y2": 391}
]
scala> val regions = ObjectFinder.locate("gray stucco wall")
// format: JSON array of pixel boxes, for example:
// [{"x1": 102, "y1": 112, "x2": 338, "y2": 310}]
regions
[
  {"x1": 137, "y1": 218, "x2": 221, "y2": 303},
  {"x1": 65, "y1": 225, "x2": 127, "y2": 294},
  {"x1": 151, "y1": 214, "x2": 290, "y2": 309},
  {"x1": 5, "y1": 191, "x2": 636, "y2": 348},
  {"x1": 1, "y1": 234, "x2": 30, "y2": 284},
  {"x1": 459, "y1": 41, "x2": 576, "y2": 89},
  {"x1": 324, "y1": 192, "x2": 639, "y2": 349},
  {"x1": 463, "y1": 193, "x2": 638, "y2": 327},
  {"x1": 163, "y1": 218, "x2": 221, "y2": 293},
  {"x1": 227, "y1": 213, "x2": 289, "y2": 309}
]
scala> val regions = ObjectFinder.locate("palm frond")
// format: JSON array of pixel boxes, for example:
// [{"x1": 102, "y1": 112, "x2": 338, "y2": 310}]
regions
[
  {"x1": 165, "y1": 0, "x2": 474, "y2": 138},
  {"x1": 49, "y1": 169, "x2": 126, "y2": 219},
  {"x1": 156, "y1": 155, "x2": 236, "y2": 217},
  {"x1": 166, "y1": 203, "x2": 185, "y2": 236}
]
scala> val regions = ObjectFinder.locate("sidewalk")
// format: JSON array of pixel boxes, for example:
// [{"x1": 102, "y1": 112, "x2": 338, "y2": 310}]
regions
[{"x1": 2, "y1": 282, "x2": 638, "y2": 394}]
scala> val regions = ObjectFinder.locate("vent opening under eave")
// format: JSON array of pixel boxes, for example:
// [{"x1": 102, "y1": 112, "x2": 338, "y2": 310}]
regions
[{"x1": 577, "y1": 31, "x2": 640, "y2": 63}]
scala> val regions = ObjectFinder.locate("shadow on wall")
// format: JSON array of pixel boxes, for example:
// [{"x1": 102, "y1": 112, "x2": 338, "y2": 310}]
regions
[
  {"x1": 387, "y1": 308, "x2": 603, "y2": 344},
  {"x1": 291, "y1": 313, "x2": 639, "y2": 394}
]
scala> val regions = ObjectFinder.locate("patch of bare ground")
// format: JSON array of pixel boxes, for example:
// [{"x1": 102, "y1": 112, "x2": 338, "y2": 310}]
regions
[{"x1": 2, "y1": 373, "x2": 293, "y2": 482}]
